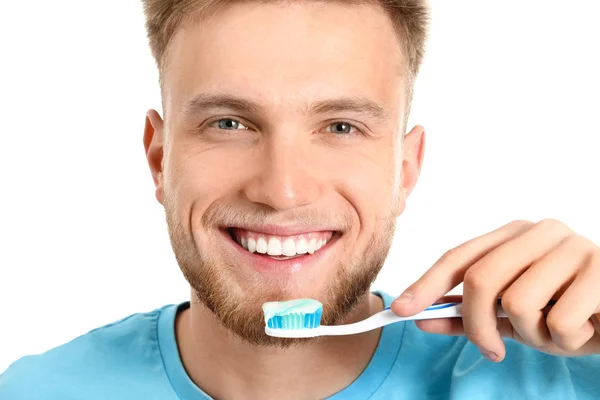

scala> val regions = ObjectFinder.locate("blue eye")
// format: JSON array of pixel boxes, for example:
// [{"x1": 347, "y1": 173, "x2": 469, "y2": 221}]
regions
[
  {"x1": 213, "y1": 119, "x2": 249, "y2": 130},
  {"x1": 327, "y1": 122, "x2": 358, "y2": 135}
]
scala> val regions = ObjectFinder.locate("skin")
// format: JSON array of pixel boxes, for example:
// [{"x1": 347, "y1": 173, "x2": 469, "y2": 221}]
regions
[
  {"x1": 392, "y1": 219, "x2": 600, "y2": 361},
  {"x1": 144, "y1": 3, "x2": 423, "y2": 399},
  {"x1": 142, "y1": 1, "x2": 599, "y2": 399}
]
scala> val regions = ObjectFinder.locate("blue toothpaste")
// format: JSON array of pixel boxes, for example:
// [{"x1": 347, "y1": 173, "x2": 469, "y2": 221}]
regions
[{"x1": 262, "y1": 299, "x2": 323, "y2": 329}]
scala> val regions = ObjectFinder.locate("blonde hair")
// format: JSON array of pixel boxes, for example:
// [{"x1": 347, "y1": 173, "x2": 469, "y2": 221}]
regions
[{"x1": 142, "y1": 0, "x2": 430, "y2": 106}]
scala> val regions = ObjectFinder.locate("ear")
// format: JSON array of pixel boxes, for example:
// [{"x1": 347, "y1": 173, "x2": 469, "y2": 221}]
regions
[
  {"x1": 396, "y1": 125, "x2": 425, "y2": 216},
  {"x1": 143, "y1": 109, "x2": 165, "y2": 205}
]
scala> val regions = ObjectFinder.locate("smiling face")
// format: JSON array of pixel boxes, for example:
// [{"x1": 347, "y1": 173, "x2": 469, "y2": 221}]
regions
[{"x1": 144, "y1": 1, "x2": 425, "y2": 346}]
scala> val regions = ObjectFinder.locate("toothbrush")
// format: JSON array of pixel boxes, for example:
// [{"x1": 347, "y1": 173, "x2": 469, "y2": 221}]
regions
[{"x1": 262, "y1": 298, "x2": 557, "y2": 338}]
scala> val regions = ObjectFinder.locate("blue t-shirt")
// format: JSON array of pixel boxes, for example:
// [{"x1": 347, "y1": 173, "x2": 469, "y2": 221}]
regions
[{"x1": 1, "y1": 291, "x2": 599, "y2": 399}]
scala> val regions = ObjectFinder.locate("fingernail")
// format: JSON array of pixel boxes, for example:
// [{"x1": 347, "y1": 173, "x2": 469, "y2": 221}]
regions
[
  {"x1": 394, "y1": 291, "x2": 414, "y2": 304},
  {"x1": 481, "y1": 350, "x2": 498, "y2": 361}
]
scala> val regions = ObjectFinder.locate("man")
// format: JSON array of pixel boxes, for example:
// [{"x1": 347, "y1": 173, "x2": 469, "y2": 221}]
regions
[{"x1": 1, "y1": 0, "x2": 599, "y2": 399}]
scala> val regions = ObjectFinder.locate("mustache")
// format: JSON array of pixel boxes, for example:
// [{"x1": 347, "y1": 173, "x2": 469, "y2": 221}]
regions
[{"x1": 201, "y1": 202, "x2": 353, "y2": 232}]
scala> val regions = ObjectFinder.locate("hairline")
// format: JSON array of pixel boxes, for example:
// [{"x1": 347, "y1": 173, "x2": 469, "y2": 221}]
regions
[{"x1": 157, "y1": 1, "x2": 417, "y2": 126}]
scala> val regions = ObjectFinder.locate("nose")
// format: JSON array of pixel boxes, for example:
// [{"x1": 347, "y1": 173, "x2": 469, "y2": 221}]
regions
[{"x1": 243, "y1": 134, "x2": 322, "y2": 211}]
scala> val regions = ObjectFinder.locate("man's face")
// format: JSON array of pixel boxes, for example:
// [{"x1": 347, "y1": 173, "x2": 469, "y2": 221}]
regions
[{"x1": 146, "y1": 2, "x2": 423, "y2": 346}]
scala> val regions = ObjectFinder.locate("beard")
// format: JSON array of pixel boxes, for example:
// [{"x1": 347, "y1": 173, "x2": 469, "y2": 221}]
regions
[{"x1": 164, "y1": 197, "x2": 397, "y2": 348}]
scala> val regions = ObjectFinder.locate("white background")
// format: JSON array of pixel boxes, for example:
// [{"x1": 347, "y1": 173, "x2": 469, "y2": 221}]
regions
[{"x1": 1, "y1": 1, "x2": 599, "y2": 372}]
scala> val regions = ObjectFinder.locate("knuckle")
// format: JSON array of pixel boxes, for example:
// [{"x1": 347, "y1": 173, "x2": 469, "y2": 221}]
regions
[
  {"x1": 463, "y1": 268, "x2": 491, "y2": 292},
  {"x1": 439, "y1": 246, "x2": 465, "y2": 264},
  {"x1": 555, "y1": 331, "x2": 592, "y2": 352},
  {"x1": 563, "y1": 234, "x2": 595, "y2": 252},
  {"x1": 559, "y1": 340, "x2": 584, "y2": 353},
  {"x1": 556, "y1": 323, "x2": 597, "y2": 352},
  {"x1": 535, "y1": 218, "x2": 572, "y2": 235},
  {"x1": 509, "y1": 219, "x2": 534, "y2": 229},
  {"x1": 546, "y1": 313, "x2": 572, "y2": 337},
  {"x1": 500, "y1": 294, "x2": 528, "y2": 317}
]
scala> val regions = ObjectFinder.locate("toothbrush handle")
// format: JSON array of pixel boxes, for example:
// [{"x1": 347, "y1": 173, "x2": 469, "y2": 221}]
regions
[
  {"x1": 325, "y1": 299, "x2": 559, "y2": 335},
  {"x1": 283, "y1": 299, "x2": 559, "y2": 337},
  {"x1": 384, "y1": 298, "x2": 557, "y2": 320}
]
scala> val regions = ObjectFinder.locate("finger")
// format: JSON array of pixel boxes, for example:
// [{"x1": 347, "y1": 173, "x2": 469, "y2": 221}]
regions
[
  {"x1": 417, "y1": 314, "x2": 600, "y2": 358},
  {"x1": 392, "y1": 220, "x2": 534, "y2": 316},
  {"x1": 415, "y1": 315, "x2": 518, "y2": 340},
  {"x1": 461, "y1": 219, "x2": 574, "y2": 361},
  {"x1": 433, "y1": 295, "x2": 463, "y2": 304},
  {"x1": 414, "y1": 295, "x2": 465, "y2": 335},
  {"x1": 500, "y1": 234, "x2": 593, "y2": 348},
  {"x1": 415, "y1": 318, "x2": 464, "y2": 335},
  {"x1": 546, "y1": 252, "x2": 600, "y2": 352}
]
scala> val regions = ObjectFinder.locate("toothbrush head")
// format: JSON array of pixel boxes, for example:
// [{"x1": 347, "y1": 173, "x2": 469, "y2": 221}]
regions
[{"x1": 262, "y1": 299, "x2": 323, "y2": 336}]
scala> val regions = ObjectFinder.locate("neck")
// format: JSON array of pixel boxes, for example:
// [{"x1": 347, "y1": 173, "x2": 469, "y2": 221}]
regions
[{"x1": 175, "y1": 291, "x2": 384, "y2": 400}]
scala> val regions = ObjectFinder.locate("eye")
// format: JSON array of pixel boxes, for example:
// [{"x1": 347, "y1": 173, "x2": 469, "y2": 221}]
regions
[
  {"x1": 326, "y1": 121, "x2": 359, "y2": 135},
  {"x1": 211, "y1": 118, "x2": 249, "y2": 130}
]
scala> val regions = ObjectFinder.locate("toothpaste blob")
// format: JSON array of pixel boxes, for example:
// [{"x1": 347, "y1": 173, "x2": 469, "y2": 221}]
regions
[{"x1": 262, "y1": 299, "x2": 323, "y2": 329}]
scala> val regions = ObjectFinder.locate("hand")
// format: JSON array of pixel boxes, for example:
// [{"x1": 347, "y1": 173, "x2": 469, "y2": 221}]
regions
[{"x1": 391, "y1": 219, "x2": 600, "y2": 362}]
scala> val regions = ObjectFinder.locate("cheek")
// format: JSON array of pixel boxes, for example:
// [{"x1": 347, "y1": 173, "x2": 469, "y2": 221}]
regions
[
  {"x1": 163, "y1": 142, "x2": 250, "y2": 240},
  {"x1": 340, "y1": 141, "x2": 399, "y2": 202},
  {"x1": 168, "y1": 138, "x2": 249, "y2": 196},
  {"x1": 330, "y1": 142, "x2": 399, "y2": 241}
]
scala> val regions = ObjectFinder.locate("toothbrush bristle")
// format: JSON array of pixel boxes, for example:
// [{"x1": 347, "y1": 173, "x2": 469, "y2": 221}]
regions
[
  {"x1": 266, "y1": 309, "x2": 323, "y2": 329},
  {"x1": 262, "y1": 299, "x2": 323, "y2": 330}
]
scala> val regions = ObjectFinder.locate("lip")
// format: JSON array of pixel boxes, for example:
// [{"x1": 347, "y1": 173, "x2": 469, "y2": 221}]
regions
[{"x1": 219, "y1": 228, "x2": 340, "y2": 275}]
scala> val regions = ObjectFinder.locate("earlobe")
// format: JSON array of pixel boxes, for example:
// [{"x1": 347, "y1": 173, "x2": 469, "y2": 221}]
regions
[
  {"x1": 397, "y1": 125, "x2": 426, "y2": 216},
  {"x1": 143, "y1": 109, "x2": 165, "y2": 205}
]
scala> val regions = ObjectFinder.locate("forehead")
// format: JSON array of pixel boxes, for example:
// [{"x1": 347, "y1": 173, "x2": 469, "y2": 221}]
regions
[{"x1": 163, "y1": 2, "x2": 407, "y2": 116}]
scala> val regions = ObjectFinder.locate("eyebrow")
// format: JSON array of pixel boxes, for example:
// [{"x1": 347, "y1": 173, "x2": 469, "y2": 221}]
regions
[
  {"x1": 181, "y1": 93, "x2": 389, "y2": 122},
  {"x1": 182, "y1": 93, "x2": 263, "y2": 117},
  {"x1": 308, "y1": 97, "x2": 388, "y2": 121}
]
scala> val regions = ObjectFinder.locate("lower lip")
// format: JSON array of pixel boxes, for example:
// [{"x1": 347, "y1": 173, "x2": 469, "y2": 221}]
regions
[{"x1": 220, "y1": 230, "x2": 339, "y2": 275}]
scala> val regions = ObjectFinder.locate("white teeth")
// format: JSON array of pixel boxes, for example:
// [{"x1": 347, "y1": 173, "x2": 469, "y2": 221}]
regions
[
  {"x1": 296, "y1": 238, "x2": 308, "y2": 254},
  {"x1": 236, "y1": 232, "x2": 332, "y2": 256},
  {"x1": 247, "y1": 238, "x2": 257, "y2": 253},
  {"x1": 307, "y1": 238, "x2": 317, "y2": 254},
  {"x1": 267, "y1": 237, "x2": 283, "y2": 256},
  {"x1": 256, "y1": 237, "x2": 268, "y2": 254},
  {"x1": 282, "y1": 239, "x2": 296, "y2": 257}
]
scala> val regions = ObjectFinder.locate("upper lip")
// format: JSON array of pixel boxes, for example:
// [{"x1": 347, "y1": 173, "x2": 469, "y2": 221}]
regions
[{"x1": 225, "y1": 223, "x2": 340, "y2": 236}]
